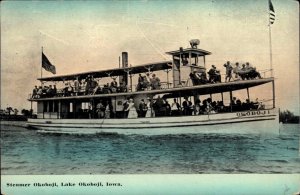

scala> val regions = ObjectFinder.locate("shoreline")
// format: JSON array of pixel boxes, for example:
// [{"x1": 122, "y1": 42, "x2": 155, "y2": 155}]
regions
[{"x1": 0, "y1": 120, "x2": 27, "y2": 128}]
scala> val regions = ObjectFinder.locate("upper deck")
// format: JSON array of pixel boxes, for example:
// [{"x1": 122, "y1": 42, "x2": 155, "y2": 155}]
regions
[
  {"x1": 38, "y1": 61, "x2": 172, "y2": 82},
  {"x1": 29, "y1": 78, "x2": 274, "y2": 101}
]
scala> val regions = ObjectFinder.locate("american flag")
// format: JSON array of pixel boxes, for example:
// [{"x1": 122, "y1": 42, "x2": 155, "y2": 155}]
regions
[
  {"x1": 269, "y1": 0, "x2": 275, "y2": 24},
  {"x1": 42, "y1": 52, "x2": 56, "y2": 74}
]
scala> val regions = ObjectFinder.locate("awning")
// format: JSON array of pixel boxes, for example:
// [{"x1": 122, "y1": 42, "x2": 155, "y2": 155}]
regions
[{"x1": 38, "y1": 61, "x2": 172, "y2": 82}]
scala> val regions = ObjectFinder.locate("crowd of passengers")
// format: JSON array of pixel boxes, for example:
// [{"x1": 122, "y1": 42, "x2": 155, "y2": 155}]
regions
[
  {"x1": 31, "y1": 61, "x2": 262, "y2": 98},
  {"x1": 31, "y1": 73, "x2": 162, "y2": 98},
  {"x1": 88, "y1": 96, "x2": 265, "y2": 119},
  {"x1": 190, "y1": 61, "x2": 262, "y2": 85}
]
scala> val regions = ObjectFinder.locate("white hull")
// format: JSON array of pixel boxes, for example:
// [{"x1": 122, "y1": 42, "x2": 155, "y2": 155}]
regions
[{"x1": 27, "y1": 109, "x2": 279, "y2": 135}]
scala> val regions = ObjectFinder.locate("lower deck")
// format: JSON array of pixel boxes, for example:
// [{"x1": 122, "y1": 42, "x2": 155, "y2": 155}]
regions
[{"x1": 27, "y1": 108, "x2": 279, "y2": 135}]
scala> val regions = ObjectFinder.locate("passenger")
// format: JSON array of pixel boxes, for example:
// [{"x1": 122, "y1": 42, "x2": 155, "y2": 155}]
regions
[
  {"x1": 171, "y1": 98, "x2": 181, "y2": 116},
  {"x1": 236, "y1": 99, "x2": 242, "y2": 111},
  {"x1": 153, "y1": 95, "x2": 166, "y2": 117},
  {"x1": 215, "y1": 69, "x2": 221, "y2": 83},
  {"x1": 32, "y1": 86, "x2": 38, "y2": 98},
  {"x1": 242, "y1": 99, "x2": 251, "y2": 110},
  {"x1": 197, "y1": 71, "x2": 208, "y2": 84},
  {"x1": 165, "y1": 99, "x2": 171, "y2": 116},
  {"x1": 224, "y1": 61, "x2": 233, "y2": 82},
  {"x1": 67, "y1": 83, "x2": 74, "y2": 96},
  {"x1": 110, "y1": 78, "x2": 118, "y2": 93},
  {"x1": 211, "y1": 101, "x2": 217, "y2": 113},
  {"x1": 105, "y1": 101, "x2": 112, "y2": 119},
  {"x1": 257, "y1": 101, "x2": 265, "y2": 110},
  {"x1": 53, "y1": 85, "x2": 57, "y2": 96},
  {"x1": 205, "y1": 98, "x2": 214, "y2": 113},
  {"x1": 63, "y1": 83, "x2": 69, "y2": 97},
  {"x1": 189, "y1": 72, "x2": 200, "y2": 85},
  {"x1": 245, "y1": 62, "x2": 262, "y2": 79},
  {"x1": 136, "y1": 74, "x2": 144, "y2": 91},
  {"x1": 102, "y1": 83, "x2": 111, "y2": 94},
  {"x1": 150, "y1": 74, "x2": 161, "y2": 90},
  {"x1": 233, "y1": 62, "x2": 241, "y2": 80},
  {"x1": 89, "y1": 78, "x2": 98, "y2": 94},
  {"x1": 37, "y1": 86, "x2": 43, "y2": 98},
  {"x1": 46, "y1": 85, "x2": 54, "y2": 97},
  {"x1": 252, "y1": 98, "x2": 259, "y2": 109},
  {"x1": 93, "y1": 83, "x2": 102, "y2": 95},
  {"x1": 208, "y1": 65, "x2": 221, "y2": 83},
  {"x1": 122, "y1": 99, "x2": 129, "y2": 118},
  {"x1": 126, "y1": 98, "x2": 138, "y2": 118},
  {"x1": 182, "y1": 57, "x2": 189, "y2": 66},
  {"x1": 194, "y1": 99, "x2": 201, "y2": 115},
  {"x1": 119, "y1": 82, "x2": 127, "y2": 93},
  {"x1": 74, "y1": 79, "x2": 80, "y2": 96},
  {"x1": 85, "y1": 75, "x2": 92, "y2": 95},
  {"x1": 145, "y1": 97, "x2": 154, "y2": 118},
  {"x1": 182, "y1": 97, "x2": 193, "y2": 115},
  {"x1": 138, "y1": 99, "x2": 147, "y2": 117},
  {"x1": 96, "y1": 101, "x2": 105, "y2": 118},
  {"x1": 144, "y1": 73, "x2": 151, "y2": 90},
  {"x1": 230, "y1": 97, "x2": 237, "y2": 111},
  {"x1": 42, "y1": 86, "x2": 47, "y2": 97},
  {"x1": 217, "y1": 101, "x2": 225, "y2": 113}
]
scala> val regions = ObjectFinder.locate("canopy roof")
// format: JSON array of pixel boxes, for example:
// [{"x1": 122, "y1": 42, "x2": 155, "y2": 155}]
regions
[
  {"x1": 165, "y1": 48, "x2": 212, "y2": 57},
  {"x1": 29, "y1": 78, "x2": 273, "y2": 101},
  {"x1": 38, "y1": 61, "x2": 172, "y2": 82}
]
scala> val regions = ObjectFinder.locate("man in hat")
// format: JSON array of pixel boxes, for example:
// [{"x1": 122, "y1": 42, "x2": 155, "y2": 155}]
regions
[
  {"x1": 224, "y1": 61, "x2": 233, "y2": 82},
  {"x1": 150, "y1": 74, "x2": 161, "y2": 90},
  {"x1": 110, "y1": 78, "x2": 118, "y2": 93},
  {"x1": 208, "y1": 65, "x2": 217, "y2": 83}
]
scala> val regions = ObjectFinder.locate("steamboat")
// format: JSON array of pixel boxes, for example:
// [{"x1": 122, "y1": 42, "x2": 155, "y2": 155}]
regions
[{"x1": 27, "y1": 40, "x2": 279, "y2": 135}]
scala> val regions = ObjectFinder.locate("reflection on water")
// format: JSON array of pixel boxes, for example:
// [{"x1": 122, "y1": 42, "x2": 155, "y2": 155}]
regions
[{"x1": 1, "y1": 122, "x2": 299, "y2": 174}]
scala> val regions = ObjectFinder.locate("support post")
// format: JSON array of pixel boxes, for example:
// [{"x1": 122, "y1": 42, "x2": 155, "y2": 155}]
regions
[
  {"x1": 272, "y1": 80, "x2": 275, "y2": 108},
  {"x1": 246, "y1": 87, "x2": 250, "y2": 100},
  {"x1": 229, "y1": 91, "x2": 233, "y2": 112}
]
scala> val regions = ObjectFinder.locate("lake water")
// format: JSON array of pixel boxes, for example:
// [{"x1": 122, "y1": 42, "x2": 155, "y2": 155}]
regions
[{"x1": 1, "y1": 122, "x2": 299, "y2": 174}]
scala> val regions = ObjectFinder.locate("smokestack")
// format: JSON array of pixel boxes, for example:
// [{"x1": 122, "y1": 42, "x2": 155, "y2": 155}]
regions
[
  {"x1": 122, "y1": 52, "x2": 128, "y2": 68},
  {"x1": 120, "y1": 52, "x2": 128, "y2": 85}
]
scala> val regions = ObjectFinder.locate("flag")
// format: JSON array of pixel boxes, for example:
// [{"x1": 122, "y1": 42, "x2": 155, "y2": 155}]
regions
[
  {"x1": 269, "y1": 0, "x2": 275, "y2": 24},
  {"x1": 42, "y1": 52, "x2": 56, "y2": 74}
]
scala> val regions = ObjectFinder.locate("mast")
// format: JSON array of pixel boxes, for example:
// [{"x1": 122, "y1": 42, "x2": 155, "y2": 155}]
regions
[
  {"x1": 268, "y1": 14, "x2": 273, "y2": 78},
  {"x1": 268, "y1": 0, "x2": 275, "y2": 78}
]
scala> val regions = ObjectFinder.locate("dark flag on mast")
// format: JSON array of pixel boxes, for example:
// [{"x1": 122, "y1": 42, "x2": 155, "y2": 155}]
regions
[
  {"x1": 269, "y1": 0, "x2": 275, "y2": 24},
  {"x1": 42, "y1": 52, "x2": 56, "y2": 74}
]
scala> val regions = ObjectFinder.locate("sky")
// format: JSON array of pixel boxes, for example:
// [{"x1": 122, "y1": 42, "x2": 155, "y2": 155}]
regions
[{"x1": 1, "y1": 0, "x2": 299, "y2": 114}]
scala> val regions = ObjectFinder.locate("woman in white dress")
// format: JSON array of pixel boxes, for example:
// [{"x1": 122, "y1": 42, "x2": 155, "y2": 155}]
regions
[
  {"x1": 126, "y1": 99, "x2": 138, "y2": 118},
  {"x1": 145, "y1": 98, "x2": 154, "y2": 118}
]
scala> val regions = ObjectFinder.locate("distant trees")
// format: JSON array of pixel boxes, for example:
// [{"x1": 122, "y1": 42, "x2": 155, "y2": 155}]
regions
[
  {"x1": 1, "y1": 107, "x2": 28, "y2": 121},
  {"x1": 279, "y1": 110, "x2": 299, "y2": 124},
  {"x1": 6, "y1": 107, "x2": 13, "y2": 115}
]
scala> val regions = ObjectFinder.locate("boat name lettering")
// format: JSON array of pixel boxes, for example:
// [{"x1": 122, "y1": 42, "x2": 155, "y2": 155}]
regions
[{"x1": 236, "y1": 110, "x2": 270, "y2": 117}]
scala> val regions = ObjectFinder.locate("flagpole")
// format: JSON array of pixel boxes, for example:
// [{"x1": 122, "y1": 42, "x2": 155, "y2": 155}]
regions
[
  {"x1": 41, "y1": 47, "x2": 43, "y2": 86},
  {"x1": 268, "y1": 1, "x2": 273, "y2": 78}
]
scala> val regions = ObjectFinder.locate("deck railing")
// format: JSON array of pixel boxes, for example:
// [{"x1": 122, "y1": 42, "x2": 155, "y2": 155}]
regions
[{"x1": 29, "y1": 69, "x2": 273, "y2": 100}]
